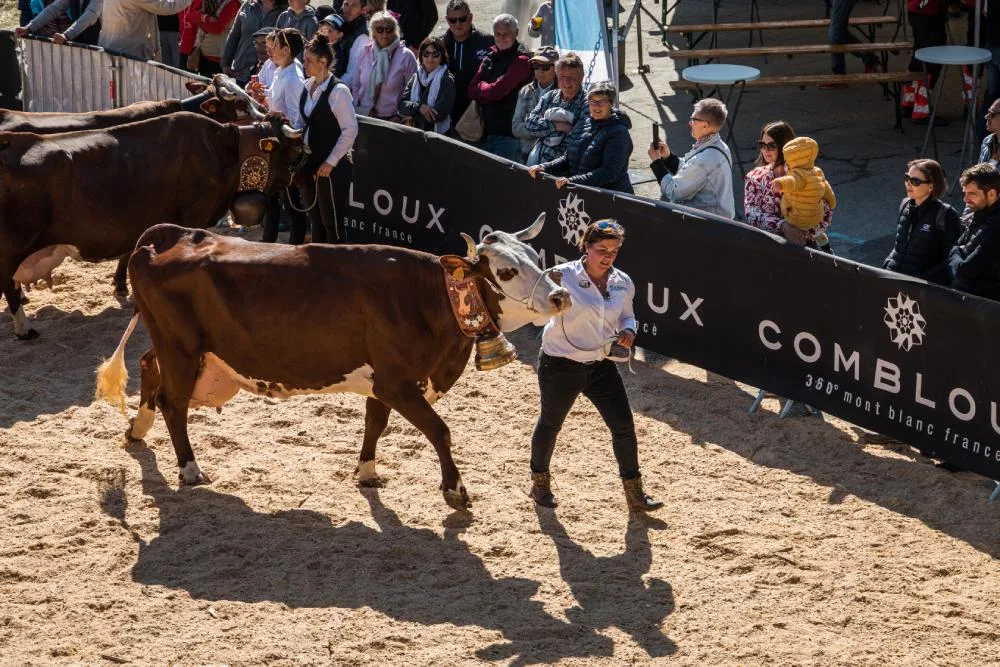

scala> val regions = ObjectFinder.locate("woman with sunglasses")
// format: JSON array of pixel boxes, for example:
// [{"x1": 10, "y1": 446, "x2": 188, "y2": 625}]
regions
[
  {"x1": 883, "y1": 159, "x2": 962, "y2": 284},
  {"x1": 397, "y1": 36, "x2": 456, "y2": 132},
  {"x1": 527, "y1": 81, "x2": 634, "y2": 194},
  {"x1": 744, "y1": 120, "x2": 833, "y2": 248},
  {"x1": 349, "y1": 11, "x2": 417, "y2": 119},
  {"x1": 528, "y1": 219, "x2": 663, "y2": 513}
]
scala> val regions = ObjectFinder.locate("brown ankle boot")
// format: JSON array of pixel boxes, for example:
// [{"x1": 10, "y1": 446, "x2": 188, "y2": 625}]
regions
[
  {"x1": 529, "y1": 471, "x2": 557, "y2": 508},
  {"x1": 623, "y1": 475, "x2": 663, "y2": 512}
]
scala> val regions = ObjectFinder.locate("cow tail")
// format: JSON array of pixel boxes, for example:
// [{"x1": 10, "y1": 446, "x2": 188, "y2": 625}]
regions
[{"x1": 95, "y1": 310, "x2": 140, "y2": 415}]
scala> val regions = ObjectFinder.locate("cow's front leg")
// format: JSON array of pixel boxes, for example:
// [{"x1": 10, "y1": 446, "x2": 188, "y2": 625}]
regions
[
  {"x1": 355, "y1": 397, "x2": 391, "y2": 488},
  {"x1": 112, "y1": 256, "x2": 129, "y2": 297},
  {"x1": 126, "y1": 349, "x2": 160, "y2": 443},
  {"x1": 2, "y1": 278, "x2": 37, "y2": 341},
  {"x1": 381, "y1": 386, "x2": 469, "y2": 510},
  {"x1": 155, "y1": 352, "x2": 209, "y2": 485}
]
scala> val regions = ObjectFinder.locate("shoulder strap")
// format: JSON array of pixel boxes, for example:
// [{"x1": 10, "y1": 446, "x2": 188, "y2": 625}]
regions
[{"x1": 698, "y1": 144, "x2": 732, "y2": 170}]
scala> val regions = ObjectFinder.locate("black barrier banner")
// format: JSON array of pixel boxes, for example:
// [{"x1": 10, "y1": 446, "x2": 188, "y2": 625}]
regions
[{"x1": 347, "y1": 119, "x2": 1000, "y2": 481}]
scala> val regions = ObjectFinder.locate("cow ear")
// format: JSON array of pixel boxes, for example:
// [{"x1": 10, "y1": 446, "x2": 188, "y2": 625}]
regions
[
  {"x1": 259, "y1": 137, "x2": 278, "y2": 153},
  {"x1": 440, "y1": 255, "x2": 473, "y2": 280},
  {"x1": 186, "y1": 81, "x2": 208, "y2": 94},
  {"x1": 199, "y1": 99, "x2": 219, "y2": 115}
]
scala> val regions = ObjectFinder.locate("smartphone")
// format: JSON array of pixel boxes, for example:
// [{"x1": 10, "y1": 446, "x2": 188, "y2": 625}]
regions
[{"x1": 651, "y1": 122, "x2": 660, "y2": 149}]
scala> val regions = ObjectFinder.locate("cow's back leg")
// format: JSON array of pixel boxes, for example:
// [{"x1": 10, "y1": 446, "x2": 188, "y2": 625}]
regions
[
  {"x1": 126, "y1": 349, "x2": 160, "y2": 442},
  {"x1": 378, "y1": 385, "x2": 468, "y2": 510},
  {"x1": 154, "y1": 350, "x2": 207, "y2": 485},
  {"x1": 1, "y1": 278, "x2": 37, "y2": 340},
  {"x1": 112, "y1": 256, "x2": 129, "y2": 297},
  {"x1": 355, "y1": 397, "x2": 391, "y2": 488}
]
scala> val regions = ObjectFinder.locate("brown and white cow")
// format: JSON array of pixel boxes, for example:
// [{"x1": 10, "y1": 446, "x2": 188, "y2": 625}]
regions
[
  {"x1": 96, "y1": 217, "x2": 570, "y2": 510},
  {"x1": 0, "y1": 111, "x2": 306, "y2": 340},
  {"x1": 0, "y1": 75, "x2": 254, "y2": 133}
]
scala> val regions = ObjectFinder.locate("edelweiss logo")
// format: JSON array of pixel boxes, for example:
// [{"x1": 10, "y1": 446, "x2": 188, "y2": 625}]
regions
[
  {"x1": 884, "y1": 292, "x2": 926, "y2": 351},
  {"x1": 557, "y1": 192, "x2": 591, "y2": 248}
]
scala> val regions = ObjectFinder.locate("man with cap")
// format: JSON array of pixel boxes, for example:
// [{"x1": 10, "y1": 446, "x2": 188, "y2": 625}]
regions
[
  {"x1": 317, "y1": 13, "x2": 347, "y2": 72},
  {"x1": 222, "y1": 0, "x2": 286, "y2": 87},
  {"x1": 522, "y1": 52, "x2": 587, "y2": 166},
  {"x1": 513, "y1": 45, "x2": 558, "y2": 163},
  {"x1": 249, "y1": 26, "x2": 277, "y2": 87}
]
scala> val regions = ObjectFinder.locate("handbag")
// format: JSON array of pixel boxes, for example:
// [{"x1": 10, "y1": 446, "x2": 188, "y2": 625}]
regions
[{"x1": 455, "y1": 101, "x2": 484, "y2": 142}]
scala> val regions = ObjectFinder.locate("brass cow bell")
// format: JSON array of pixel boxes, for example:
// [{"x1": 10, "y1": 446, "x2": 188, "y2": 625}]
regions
[{"x1": 474, "y1": 331, "x2": 517, "y2": 371}]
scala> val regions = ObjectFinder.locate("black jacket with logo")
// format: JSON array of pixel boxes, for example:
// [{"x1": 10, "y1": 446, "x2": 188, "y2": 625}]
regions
[
  {"x1": 883, "y1": 197, "x2": 962, "y2": 284},
  {"x1": 444, "y1": 27, "x2": 494, "y2": 124},
  {"x1": 949, "y1": 201, "x2": 1000, "y2": 299}
]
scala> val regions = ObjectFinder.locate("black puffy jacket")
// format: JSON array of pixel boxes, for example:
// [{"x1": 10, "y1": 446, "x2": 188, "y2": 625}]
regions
[
  {"x1": 949, "y1": 201, "x2": 1000, "y2": 299},
  {"x1": 541, "y1": 111, "x2": 634, "y2": 194},
  {"x1": 883, "y1": 197, "x2": 962, "y2": 284}
]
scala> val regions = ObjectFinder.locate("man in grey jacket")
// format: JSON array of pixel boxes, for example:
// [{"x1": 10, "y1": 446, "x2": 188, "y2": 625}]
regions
[
  {"x1": 97, "y1": 0, "x2": 194, "y2": 60},
  {"x1": 276, "y1": 0, "x2": 318, "y2": 40},
  {"x1": 512, "y1": 45, "x2": 557, "y2": 162},
  {"x1": 223, "y1": 0, "x2": 287, "y2": 85},
  {"x1": 649, "y1": 98, "x2": 735, "y2": 219}
]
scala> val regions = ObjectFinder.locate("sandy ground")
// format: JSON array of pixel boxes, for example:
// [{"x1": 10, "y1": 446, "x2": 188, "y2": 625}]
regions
[{"x1": 1, "y1": 247, "x2": 999, "y2": 666}]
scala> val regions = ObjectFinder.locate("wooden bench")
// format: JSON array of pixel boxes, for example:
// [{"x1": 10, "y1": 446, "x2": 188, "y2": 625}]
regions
[
  {"x1": 667, "y1": 41, "x2": 912, "y2": 64},
  {"x1": 669, "y1": 71, "x2": 917, "y2": 128},
  {"x1": 665, "y1": 16, "x2": 900, "y2": 50}
]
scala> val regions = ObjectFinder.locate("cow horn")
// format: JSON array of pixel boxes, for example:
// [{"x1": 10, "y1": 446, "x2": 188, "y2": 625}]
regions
[
  {"x1": 460, "y1": 232, "x2": 479, "y2": 260},
  {"x1": 514, "y1": 213, "x2": 545, "y2": 241},
  {"x1": 282, "y1": 124, "x2": 303, "y2": 139}
]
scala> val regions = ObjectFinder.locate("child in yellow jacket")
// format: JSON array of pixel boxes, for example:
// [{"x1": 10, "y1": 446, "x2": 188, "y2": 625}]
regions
[{"x1": 771, "y1": 136, "x2": 836, "y2": 231}]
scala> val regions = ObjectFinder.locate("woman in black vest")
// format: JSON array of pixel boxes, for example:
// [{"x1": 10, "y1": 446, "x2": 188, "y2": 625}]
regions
[{"x1": 297, "y1": 32, "x2": 359, "y2": 243}]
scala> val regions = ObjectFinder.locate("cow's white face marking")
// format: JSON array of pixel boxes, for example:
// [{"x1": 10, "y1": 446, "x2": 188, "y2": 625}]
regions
[
  {"x1": 180, "y1": 460, "x2": 204, "y2": 484},
  {"x1": 11, "y1": 306, "x2": 30, "y2": 337},
  {"x1": 356, "y1": 459, "x2": 378, "y2": 482},
  {"x1": 190, "y1": 355, "x2": 376, "y2": 409},
  {"x1": 477, "y1": 231, "x2": 570, "y2": 332},
  {"x1": 130, "y1": 406, "x2": 155, "y2": 440}
]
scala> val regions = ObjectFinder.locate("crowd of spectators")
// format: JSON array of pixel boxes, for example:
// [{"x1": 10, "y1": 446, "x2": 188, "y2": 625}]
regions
[{"x1": 14, "y1": 0, "x2": 1000, "y2": 302}]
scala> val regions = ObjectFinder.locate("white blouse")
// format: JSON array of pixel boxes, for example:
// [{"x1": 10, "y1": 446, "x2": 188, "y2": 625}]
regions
[
  {"x1": 541, "y1": 259, "x2": 638, "y2": 363},
  {"x1": 266, "y1": 62, "x2": 305, "y2": 129},
  {"x1": 302, "y1": 75, "x2": 360, "y2": 168}
]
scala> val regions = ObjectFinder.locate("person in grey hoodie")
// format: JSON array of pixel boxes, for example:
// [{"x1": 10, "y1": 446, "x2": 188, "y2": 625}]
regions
[
  {"x1": 276, "y1": 0, "x2": 318, "y2": 40},
  {"x1": 223, "y1": 0, "x2": 287, "y2": 85},
  {"x1": 649, "y1": 97, "x2": 735, "y2": 219}
]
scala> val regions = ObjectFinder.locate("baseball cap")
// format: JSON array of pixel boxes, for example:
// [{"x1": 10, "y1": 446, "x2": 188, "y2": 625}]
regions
[
  {"x1": 320, "y1": 13, "x2": 347, "y2": 31},
  {"x1": 530, "y1": 46, "x2": 559, "y2": 63},
  {"x1": 252, "y1": 27, "x2": 277, "y2": 38}
]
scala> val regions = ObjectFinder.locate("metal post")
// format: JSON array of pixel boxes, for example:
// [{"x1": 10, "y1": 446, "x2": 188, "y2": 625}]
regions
[{"x1": 612, "y1": 0, "x2": 620, "y2": 94}]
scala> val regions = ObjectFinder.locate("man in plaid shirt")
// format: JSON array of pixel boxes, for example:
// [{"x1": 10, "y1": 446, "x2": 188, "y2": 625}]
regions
[{"x1": 522, "y1": 52, "x2": 587, "y2": 166}]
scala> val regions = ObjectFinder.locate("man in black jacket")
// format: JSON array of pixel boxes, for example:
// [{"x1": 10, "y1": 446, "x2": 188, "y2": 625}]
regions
[
  {"x1": 951, "y1": 163, "x2": 1000, "y2": 300},
  {"x1": 337, "y1": 0, "x2": 368, "y2": 80},
  {"x1": 442, "y1": 0, "x2": 494, "y2": 129},
  {"x1": 389, "y1": 0, "x2": 438, "y2": 51}
]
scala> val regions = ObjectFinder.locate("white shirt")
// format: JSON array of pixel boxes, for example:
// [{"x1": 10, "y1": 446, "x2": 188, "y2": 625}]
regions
[
  {"x1": 302, "y1": 75, "x2": 359, "y2": 168},
  {"x1": 341, "y1": 34, "x2": 372, "y2": 89},
  {"x1": 267, "y1": 62, "x2": 305, "y2": 128},
  {"x1": 541, "y1": 260, "x2": 638, "y2": 363},
  {"x1": 257, "y1": 59, "x2": 277, "y2": 89}
]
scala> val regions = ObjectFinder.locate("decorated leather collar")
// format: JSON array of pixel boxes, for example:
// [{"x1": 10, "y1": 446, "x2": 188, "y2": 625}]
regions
[{"x1": 442, "y1": 264, "x2": 501, "y2": 338}]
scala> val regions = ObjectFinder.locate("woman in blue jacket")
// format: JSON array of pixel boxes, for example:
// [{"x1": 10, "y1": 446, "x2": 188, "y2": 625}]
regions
[{"x1": 528, "y1": 81, "x2": 634, "y2": 194}]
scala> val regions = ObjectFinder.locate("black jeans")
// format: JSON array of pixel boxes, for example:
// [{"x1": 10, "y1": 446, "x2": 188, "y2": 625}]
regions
[
  {"x1": 531, "y1": 352, "x2": 640, "y2": 480},
  {"x1": 907, "y1": 11, "x2": 949, "y2": 87},
  {"x1": 262, "y1": 188, "x2": 308, "y2": 245},
  {"x1": 299, "y1": 158, "x2": 353, "y2": 244}
]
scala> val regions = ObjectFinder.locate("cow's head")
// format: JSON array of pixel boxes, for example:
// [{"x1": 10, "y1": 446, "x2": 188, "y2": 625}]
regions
[
  {"x1": 183, "y1": 76, "x2": 255, "y2": 123},
  {"x1": 442, "y1": 213, "x2": 571, "y2": 332},
  {"x1": 230, "y1": 114, "x2": 307, "y2": 227}
]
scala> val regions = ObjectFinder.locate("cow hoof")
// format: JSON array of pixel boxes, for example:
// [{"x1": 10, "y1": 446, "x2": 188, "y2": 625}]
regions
[
  {"x1": 441, "y1": 484, "x2": 471, "y2": 511},
  {"x1": 124, "y1": 419, "x2": 143, "y2": 445},
  {"x1": 178, "y1": 471, "x2": 210, "y2": 486},
  {"x1": 15, "y1": 328, "x2": 39, "y2": 341},
  {"x1": 357, "y1": 475, "x2": 386, "y2": 488},
  {"x1": 115, "y1": 288, "x2": 129, "y2": 299}
]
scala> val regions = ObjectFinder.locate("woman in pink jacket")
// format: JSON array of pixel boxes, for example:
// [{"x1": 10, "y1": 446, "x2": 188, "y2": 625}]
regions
[{"x1": 349, "y1": 11, "x2": 417, "y2": 119}]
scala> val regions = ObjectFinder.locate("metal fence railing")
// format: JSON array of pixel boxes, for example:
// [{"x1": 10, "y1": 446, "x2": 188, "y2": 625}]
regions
[{"x1": 15, "y1": 36, "x2": 208, "y2": 113}]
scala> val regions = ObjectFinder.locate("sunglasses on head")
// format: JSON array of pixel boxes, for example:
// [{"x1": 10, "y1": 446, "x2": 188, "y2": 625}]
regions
[
  {"x1": 904, "y1": 174, "x2": 931, "y2": 187},
  {"x1": 758, "y1": 141, "x2": 778, "y2": 150},
  {"x1": 595, "y1": 220, "x2": 623, "y2": 233},
  {"x1": 447, "y1": 15, "x2": 470, "y2": 24},
  {"x1": 532, "y1": 63, "x2": 553, "y2": 71},
  {"x1": 373, "y1": 25, "x2": 395, "y2": 34}
]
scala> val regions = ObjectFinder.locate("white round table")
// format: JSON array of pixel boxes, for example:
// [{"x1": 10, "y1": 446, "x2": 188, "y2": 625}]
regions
[
  {"x1": 915, "y1": 46, "x2": 992, "y2": 175},
  {"x1": 680, "y1": 64, "x2": 761, "y2": 174}
]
